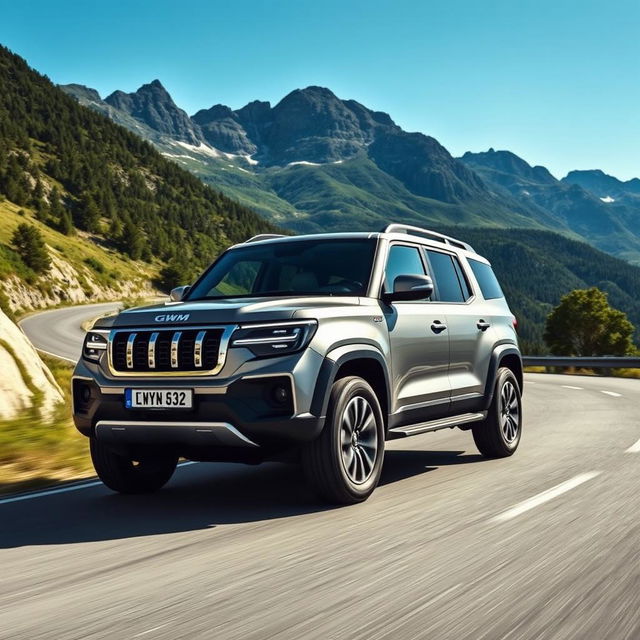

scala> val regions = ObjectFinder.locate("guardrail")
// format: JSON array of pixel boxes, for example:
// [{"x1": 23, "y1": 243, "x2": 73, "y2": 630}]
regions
[{"x1": 523, "y1": 356, "x2": 640, "y2": 369}]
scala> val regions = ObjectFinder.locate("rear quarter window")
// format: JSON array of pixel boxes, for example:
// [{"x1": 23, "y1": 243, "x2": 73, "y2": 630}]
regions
[{"x1": 468, "y1": 259, "x2": 504, "y2": 300}]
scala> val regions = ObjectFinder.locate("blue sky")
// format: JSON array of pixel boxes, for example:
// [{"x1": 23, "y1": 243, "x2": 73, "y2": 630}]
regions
[{"x1": 2, "y1": 0, "x2": 638, "y2": 179}]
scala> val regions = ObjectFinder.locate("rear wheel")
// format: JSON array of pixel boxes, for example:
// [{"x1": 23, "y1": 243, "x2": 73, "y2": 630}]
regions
[
  {"x1": 472, "y1": 367, "x2": 522, "y2": 458},
  {"x1": 90, "y1": 438, "x2": 178, "y2": 494},
  {"x1": 302, "y1": 376, "x2": 385, "y2": 504}
]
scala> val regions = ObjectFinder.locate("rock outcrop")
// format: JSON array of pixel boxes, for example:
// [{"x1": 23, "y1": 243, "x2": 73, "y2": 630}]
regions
[{"x1": 0, "y1": 309, "x2": 63, "y2": 421}]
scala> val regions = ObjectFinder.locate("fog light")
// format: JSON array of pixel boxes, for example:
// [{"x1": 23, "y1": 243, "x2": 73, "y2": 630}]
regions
[
  {"x1": 80, "y1": 384, "x2": 92, "y2": 403},
  {"x1": 271, "y1": 384, "x2": 290, "y2": 405}
]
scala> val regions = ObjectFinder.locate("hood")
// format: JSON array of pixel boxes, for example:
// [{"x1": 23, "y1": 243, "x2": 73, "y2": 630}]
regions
[{"x1": 94, "y1": 296, "x2": 363, "y2": 329}]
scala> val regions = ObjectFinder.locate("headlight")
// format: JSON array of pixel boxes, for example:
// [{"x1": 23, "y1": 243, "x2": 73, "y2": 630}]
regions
[
  {"x1": 231, "y1": 320, "x2": 317, "y2": 357},
  {"x1": 82, "y1": 331, "x2": 109, "y2": 362}
]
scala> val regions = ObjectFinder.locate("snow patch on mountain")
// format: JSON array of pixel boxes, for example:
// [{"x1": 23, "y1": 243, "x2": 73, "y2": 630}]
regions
[
  {"x1": 162, "y1": 152, "x2": 205, "y2": 163},
  {"x1": 286, "y1": 159, "x2": 345, "y2": 168},
  {"x1": 173, "y1": 141, "x2": 221, "y2": 158}
]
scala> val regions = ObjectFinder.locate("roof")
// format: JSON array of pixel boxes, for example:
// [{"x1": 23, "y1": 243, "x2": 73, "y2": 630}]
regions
[{"x1": 240, "y1": 224, "x2": 478, "y2": 256}]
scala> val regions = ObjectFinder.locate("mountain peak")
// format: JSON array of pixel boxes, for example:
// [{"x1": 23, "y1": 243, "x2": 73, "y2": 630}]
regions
[
  {"x1": 298, "y1": 85, "x2": 338, "y2": 97},
  {"x1": 134, "y1": 79, "x2": 172, "y2": 97},
  {"x1": 104, "y1": 80, "x2": 202, "y2": 145},
  {"x1": 461, "y1": 149, "x2": 556, "y2": 185},
  {"x1": 274, "y1": 86, "x2": 341, "y2": 111},
  {"x1": 59, "y1": 83, "x2": 102, "y2": 103},
  {"x1": 192, "y1": 103, "x2": 257, "y2": 155},
  {"x1": 563, "y1": 169, "x2": 640, "y2": 197}
]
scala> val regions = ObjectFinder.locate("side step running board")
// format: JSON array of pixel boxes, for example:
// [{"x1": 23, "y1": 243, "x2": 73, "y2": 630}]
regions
[{"x1": 388, "y1": 412, "x2": 487, "y2": 439}]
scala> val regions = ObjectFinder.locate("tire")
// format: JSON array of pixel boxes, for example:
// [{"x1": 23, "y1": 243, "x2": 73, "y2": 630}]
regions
[
  {"x1": 472, "y1": 367, "x2": 522, "y2": 458},
  {"x1": 302, "y1": 376, "x2": 385, "y2": 504},
  {"x1": 90, "y1": 438, "x2": 178, "y2": 494}
]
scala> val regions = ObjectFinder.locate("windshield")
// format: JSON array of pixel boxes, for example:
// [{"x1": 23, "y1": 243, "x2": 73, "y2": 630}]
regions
[{"x1": 187, "y1": 238, "x2": 377, "y2": 300}]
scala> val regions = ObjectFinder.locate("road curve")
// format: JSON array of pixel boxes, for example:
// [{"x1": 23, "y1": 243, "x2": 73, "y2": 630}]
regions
[
  {"x1": 19, "y1": 302, "x2": 123, "y2": 362},
  {"x1": 1, "y1": 373, "x2": 639, "y2": 639}
]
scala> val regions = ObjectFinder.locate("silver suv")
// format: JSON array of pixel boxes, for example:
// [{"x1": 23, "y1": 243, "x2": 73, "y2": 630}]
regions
[{"x1": 73, "y1": 224, "x2": 523, "y2": 503}]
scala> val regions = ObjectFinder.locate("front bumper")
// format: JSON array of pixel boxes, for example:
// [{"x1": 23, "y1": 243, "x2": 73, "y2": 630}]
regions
[{"x1": 72, "y1": 346, "x2": 325, "y2": 453}]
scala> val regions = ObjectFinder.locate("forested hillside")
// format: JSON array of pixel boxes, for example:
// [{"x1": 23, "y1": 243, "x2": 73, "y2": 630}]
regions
[{"x1": 0, "y1": 45, "x2": 277, "y2": 312}]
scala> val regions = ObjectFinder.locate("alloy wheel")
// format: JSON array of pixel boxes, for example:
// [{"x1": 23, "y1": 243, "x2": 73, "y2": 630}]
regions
[
  {"x1": 500, "y1": 380, "x2": 520, "y2": 443},
  {"x1": 339, "y1": 395, "x2": 378, "y2": 484}
]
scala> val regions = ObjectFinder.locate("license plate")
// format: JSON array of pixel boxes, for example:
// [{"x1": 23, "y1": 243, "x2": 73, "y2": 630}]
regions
[{"x1": 125, "y1": 389, "x2": 193, "y2": 409}]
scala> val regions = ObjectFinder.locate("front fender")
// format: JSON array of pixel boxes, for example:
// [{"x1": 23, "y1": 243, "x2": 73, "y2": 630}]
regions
[{"x1": 309, "y1": 345, "x2": 391, "y2": 420}]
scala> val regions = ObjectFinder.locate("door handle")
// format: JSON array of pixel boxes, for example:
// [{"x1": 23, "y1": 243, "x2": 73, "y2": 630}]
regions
[
  {"x1": 477, "y1": 320, "x2": 491, "y2": 331},
  {"x1": 431, "y1": 320, "x2": 447, "y2": 334}
]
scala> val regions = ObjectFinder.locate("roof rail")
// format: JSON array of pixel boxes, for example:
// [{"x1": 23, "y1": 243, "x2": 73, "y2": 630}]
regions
[
  {"x1": 381, "y1": 224, "x2": 474, "y2": 252},
  {"x1": 245, "y1": 234, "x2": 287, "y2": 243}
]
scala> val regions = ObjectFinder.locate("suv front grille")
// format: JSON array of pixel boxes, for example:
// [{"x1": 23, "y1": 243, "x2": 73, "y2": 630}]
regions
[{"x1": 108, "y1": 326, "x2": 233, "y2": 376}]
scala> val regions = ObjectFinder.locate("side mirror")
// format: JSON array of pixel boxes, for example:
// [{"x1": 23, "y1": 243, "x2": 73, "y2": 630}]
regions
[
  {"x1": 170, "y1": 285, "x2": 191, "y2": 302},
  {"x1": 384, "y1": 274, "x2": 434, "y2": 303}
]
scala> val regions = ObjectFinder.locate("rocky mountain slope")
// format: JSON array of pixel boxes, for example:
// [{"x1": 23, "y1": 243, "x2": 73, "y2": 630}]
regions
[
  {"x1": 61, "y1": 81, "x2": 640, "y2": 263},
  {"x1": 0, "y1": 309, "x2": 62, "y2": 420},
  {"x1": 563, "y1": 169, "x2": 640, "y2": 204},
  {"x1": 61, "y1": 82, "x2": 562, "y2": 234},
  {"x1": 460, "y1": 149, "x2": 640, "y2": 264}
]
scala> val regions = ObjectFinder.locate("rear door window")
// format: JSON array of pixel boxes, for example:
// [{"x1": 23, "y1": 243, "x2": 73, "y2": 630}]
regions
[
  {"x1": 452, "y1": 257, "x2": 472, "y2": 300},
  {"x1": 426, "y1": 250, "x2": 466, "y2": 302}
]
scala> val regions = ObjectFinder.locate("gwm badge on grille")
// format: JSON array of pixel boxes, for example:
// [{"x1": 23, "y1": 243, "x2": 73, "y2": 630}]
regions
[{"x1": 154, "y1": 314, "x2": 191, "y2": 322}]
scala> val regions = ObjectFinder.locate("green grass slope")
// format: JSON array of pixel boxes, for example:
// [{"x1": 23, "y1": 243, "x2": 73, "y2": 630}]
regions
[{"x1": 182, "y1": 154, "x2": 563, "y2": 234}]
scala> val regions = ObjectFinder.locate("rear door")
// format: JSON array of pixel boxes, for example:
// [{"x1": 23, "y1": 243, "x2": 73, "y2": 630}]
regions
[
  {"x1": 424, "y1": 249, "x2": 495, "y2": 414},
  {"x1": 383, "y1": 243, "x2": 451, "y2": 424}
]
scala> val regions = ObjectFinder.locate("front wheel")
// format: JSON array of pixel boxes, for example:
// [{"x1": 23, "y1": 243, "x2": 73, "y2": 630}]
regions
[
  {"x1": 90, "y1": 438, "x2": 178, "y2": 494},
  {"x1": 302, "y1": 376, "x2": 385, "y2": 504},
  {"x1": 472, "y1": 367, "x2": 522, "y2": 458}
]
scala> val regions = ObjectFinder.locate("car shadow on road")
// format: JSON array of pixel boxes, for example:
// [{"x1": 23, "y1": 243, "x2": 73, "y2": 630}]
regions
[{"x1": 0, "y1": 449, "x2": 483, "y2": 549}]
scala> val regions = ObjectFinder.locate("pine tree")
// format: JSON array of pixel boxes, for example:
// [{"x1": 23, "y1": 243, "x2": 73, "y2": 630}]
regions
[
  {"x1": 11, "y1": 223, "x2": 51, "y2": 273},
  {"x1": 157, "y1": 258, "x2": 194, "y2": 292},
  {"x1": 34, "y1": 197, "x2": 49, "y2": 222},
  {"x1": 120, "y1": 220, "x2": 145, "y2": 260},
  {"x1": 47, "y1": 187, "x2": 74, "y2": 235},
  {"x1": 58, "y1": 209, "x2": 74, "y2": 235},
  {"x1": 75, "y1": 192, "x2": 101, "y2": 232}
]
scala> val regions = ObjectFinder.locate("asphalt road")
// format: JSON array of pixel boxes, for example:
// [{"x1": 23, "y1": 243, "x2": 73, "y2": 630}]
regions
[
  {"x1": 1, "y1": 371, "x2": 639, "y2": 639},
  {"x1": 19, "y1": 302, "x2": 123, "y2": 362}
]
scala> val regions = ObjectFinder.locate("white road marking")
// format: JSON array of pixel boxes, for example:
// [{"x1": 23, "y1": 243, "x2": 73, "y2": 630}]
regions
[
  {"x1": 626, "y1": 439, "x2": 640, "y2": 453},
  {"x1": 562, "y1": 385, "x2": 583, "y2": 390},
  {"x1": 492, "y1": 472, "x2": 601, "y2": 522},
  {"x1": 408, "y1": 583, "x2": 462, "y2": 615},
  {"x1": 0, "y1": 462, "x2": 197, "y2": 505},
  {"x1": 601, "y1": 390, "x2": 622, "y2": 397},
  {"x1": 34, "y1": 347, "x2": 76, "y2": 363},
  {"x1": 133, "y1": 624, "x2": 168, "y2": 637},
  {"x1": 0, "y1": 480, "x2": 105, "y2": 505}
]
